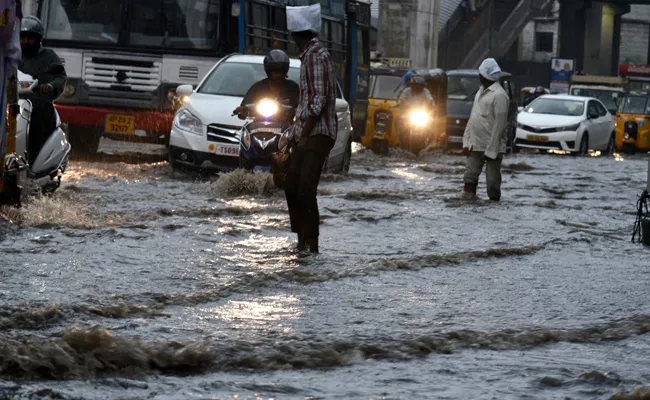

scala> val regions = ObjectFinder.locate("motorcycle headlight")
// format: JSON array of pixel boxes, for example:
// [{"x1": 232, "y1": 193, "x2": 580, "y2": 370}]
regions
[
  {"x1": 409, "y1": 110, "x2": 430, "y2": 127},
  {"x1": 241, "y1": 130, "x2": 251, "y2": 150},
  {"x1": 257, "y1": 99, "x2": 279, "y2": 118},
  {"x1": 19, "y1": 81, "x2": 33, "y2": 89},
  {"x1": 173, "y1": 109, "x2": 203, "y2": 136}
]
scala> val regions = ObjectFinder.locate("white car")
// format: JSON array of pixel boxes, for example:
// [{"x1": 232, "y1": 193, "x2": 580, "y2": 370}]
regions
[
  {"x1": 514, "y1": 95, "x2": 616, "y2": 155},
  {"x1": 169, "y1": 54, "x2": 353, "y2": 172}
]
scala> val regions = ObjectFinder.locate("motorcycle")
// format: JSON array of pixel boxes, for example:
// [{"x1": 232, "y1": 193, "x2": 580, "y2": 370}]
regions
[
  {"x1": 11, "y1": 71, "x2": 71, "y2": 198},
  {"x1": 236, "y1": 98, "x2": 294, "y2": 172},
  {"x1": 399, "y1": 107, "x2": 434, "y2": 155}
]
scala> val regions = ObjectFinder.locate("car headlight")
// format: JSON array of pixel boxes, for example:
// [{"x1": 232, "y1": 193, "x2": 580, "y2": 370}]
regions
[
  {"x1": 257, "y1": 99, "x2": 279, "y2": 118},
  {"x1": 409, "y1": 109, "x2": 430, "y2": 127},
  {"x1": 173, "y1": 109, "x2": 203, "y2": 136},
  {"x1": 241, "y1": 130, "x2": 251, "y2": 150},
  {"x1": 554, "y1": 123, "x2": 580, "y2": 132}
]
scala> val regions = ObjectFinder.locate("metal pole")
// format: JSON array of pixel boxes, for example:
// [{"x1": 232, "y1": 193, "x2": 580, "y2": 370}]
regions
[
  {"x1": 647, "y1": 152, "x2": 650, "y2": 192},
  {"x1": 430, "y1": 0, "x2": 440, "y2": 68}
]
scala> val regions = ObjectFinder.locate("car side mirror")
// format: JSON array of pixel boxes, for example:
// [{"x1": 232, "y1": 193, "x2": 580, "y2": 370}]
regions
[
  {"x1": 335, "y1": 98, "x2": 348, "y2": 113},
  {"x1": 176, "y1": 84, "x2": 193, "y2": 97},
  {"x1": 588, "y1": 111, "x2": 599, "y2": 119}
]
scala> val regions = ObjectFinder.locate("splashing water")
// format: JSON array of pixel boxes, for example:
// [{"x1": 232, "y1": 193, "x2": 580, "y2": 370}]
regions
[{"x1": 210, "y1": 169, "x2": 278, "y2": 197}]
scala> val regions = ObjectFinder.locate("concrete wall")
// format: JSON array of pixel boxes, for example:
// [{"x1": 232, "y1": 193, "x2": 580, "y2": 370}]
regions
[
  {"x1": 620, "y1": 4, "x2": 650, "y2": 64},
  {"x1": 518, "y1": 20, "x2": 558, "y2": 62},
  {"x1": 378, "y1": 0, "x2": 413, "y2": 58}
]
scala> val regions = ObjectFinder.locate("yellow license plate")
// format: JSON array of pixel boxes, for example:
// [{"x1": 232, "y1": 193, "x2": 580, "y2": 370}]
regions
[
  {"x1": 527, "y1": 134, "x2": 549, "y2": 142},
  {"x1": 105, "y1": 114, "x2": 135, "y2": 135}
]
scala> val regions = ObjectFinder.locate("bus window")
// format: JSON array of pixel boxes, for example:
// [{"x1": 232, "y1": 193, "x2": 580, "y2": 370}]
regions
[
  {"x1": 271, "y1": 6, "x2": 288, "y2": 50},
  {"x1": 129, "y1": 0, "x2": 220, "y2": 49},
  {"x1": 330, "y1": 20, "x2": 345, "y2": 63},
  {"x1": 44, "y1": 0, "x2": 121, "y2": 42},
  {"x1": 249, "y1": 2, "x2": 270, "y2": 51},
  {"x1": 357, "y1": 27, "x2": 369, "y2": 65}
]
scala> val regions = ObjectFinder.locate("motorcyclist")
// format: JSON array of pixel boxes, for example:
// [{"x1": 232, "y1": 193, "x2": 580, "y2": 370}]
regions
[
  {"x1": 19, "y1": 15, "x2": 66, "y2": 163},
  {"x1": 233, "y1": 49, "x2": 299, "y2": 121},
  {"x1": 397, "y1": 74, "x2": 435, "y2": 134},
  {"x1": 398, "y1": 74, "x2": 435, "y2": 109}
]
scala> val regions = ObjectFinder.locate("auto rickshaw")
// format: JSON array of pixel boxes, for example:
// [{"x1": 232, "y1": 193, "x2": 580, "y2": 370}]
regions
[
  {"x1": 519, "y1": 86, "x2": 550, "y2": 108},
  {"x1": 615, "y1": 91, "x2": 650, "y2": 153},
  {"x1": 0, "y1": 73, "x2": 23, "y2": 206},
  {"x1": 362, "y1": 67, "x2": 409, "y2": 155}
]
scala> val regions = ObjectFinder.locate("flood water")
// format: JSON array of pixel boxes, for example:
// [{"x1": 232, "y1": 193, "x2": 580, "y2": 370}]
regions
[{"x1": 0, "y1": 147, "x2": 649, "y2": 399}]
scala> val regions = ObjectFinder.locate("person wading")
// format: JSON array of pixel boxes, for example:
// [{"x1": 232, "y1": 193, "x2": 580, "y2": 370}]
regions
[
  {"x1": 461, "y1": 58, "x2": 509, "y2": 201},
  {"x1": 285, "y1": 4, "x2": 337, "y2": 254}
]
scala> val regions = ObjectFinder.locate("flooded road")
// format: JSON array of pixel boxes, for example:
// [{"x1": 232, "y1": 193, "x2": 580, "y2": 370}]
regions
[{"x1": 0, "y1": 148, "x2": 649, "y2": 399}]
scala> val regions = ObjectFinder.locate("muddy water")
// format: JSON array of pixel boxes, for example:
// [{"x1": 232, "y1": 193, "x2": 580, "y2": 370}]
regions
[{"x1": 0, "y1": 148, "x2": 649, "y2": 399}]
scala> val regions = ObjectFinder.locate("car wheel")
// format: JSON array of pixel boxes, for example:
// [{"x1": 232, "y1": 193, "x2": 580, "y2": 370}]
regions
[
  {"x1": 578, "y1": 133, "x2": 589, "y2": 156},
  {"x1": 604, "y1": 133, "x2": 616, "y2": 156},
  {"x1": 341, "y1": 139, "x2": 352, "y2": 173}
]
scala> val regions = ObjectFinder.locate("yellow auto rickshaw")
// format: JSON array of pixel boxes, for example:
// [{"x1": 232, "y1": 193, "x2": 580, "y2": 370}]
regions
[
  {"x1": 363, "y1": 67, "x2": 409, "y2": 155},
  {"x1": 615, "y1": 91, "x2": 650, "y2": 153},
  {"x1": 519, "y1": 87, "x2": 550, "y2": 108},
  {"x1": 0, "y1": 73, "x2": 23, "y2": 206}
]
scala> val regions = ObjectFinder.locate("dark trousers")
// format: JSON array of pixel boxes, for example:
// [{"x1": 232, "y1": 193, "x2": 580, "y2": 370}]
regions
[
  {"x1": 284, "y1": 134, "x2": 335, "y2": 241},
  {"x1": 28, "y1": 99, "x2": 57, "y2": 164}
]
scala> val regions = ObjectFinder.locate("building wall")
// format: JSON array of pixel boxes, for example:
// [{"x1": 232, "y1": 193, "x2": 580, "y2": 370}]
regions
[
  {"x1": 620, "y1": 4, "x2": 650, "y2": 65},
  {"x1": 518, "y1": 4, "x2": 650, "y2": 69}
]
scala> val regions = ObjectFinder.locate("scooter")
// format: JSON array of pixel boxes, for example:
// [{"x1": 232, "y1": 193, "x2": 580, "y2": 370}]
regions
[
  {"x1": 10, "y1": 71, "x2": 71, "y2": 198},
  {"x1": 399, "y1": 106, "x2": 434, "y2": 155},
  {"x1": 236, "y1": 98, "x2": 293, "y2": 172}
]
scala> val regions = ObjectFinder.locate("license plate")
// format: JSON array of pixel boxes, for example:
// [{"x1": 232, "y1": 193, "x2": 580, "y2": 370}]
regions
[
  {"x1": 104, "y1": 114, "x2": 135, "y2": 135},
  {"x1": 448, "y1": 135, "x2": 464, "y2": 143},
  {"x1": 527, "y1": 135, "x2": 549, "y2": 142},
  {"x1": 214, "y1": 144, "x2": 240, "y2": 157}
]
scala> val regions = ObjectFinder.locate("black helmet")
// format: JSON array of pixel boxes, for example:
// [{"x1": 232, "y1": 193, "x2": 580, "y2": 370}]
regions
[
  {"x1": 264, "y1": 50, "x2": 290, "y2": 76},
  {"x1": 21, "y1": 15, "x2": 44, "y2": 37}
]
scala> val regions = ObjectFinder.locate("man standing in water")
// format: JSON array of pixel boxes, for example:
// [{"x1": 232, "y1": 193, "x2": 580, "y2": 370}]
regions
[
  {"x1": 285, "y1": 4, "x2": 337, "y2": 254},
  {"x1": 461, "y1": 58, "x2": 509, "y2": 201}
]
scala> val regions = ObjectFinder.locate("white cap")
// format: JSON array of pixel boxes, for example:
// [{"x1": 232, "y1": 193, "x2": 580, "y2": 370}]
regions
[
  {"x1": 287, "y1": 4, "x2": 321, "y2": 34},
  {"x1": 478, "y1": 58, "x2": 502, "y2": 82}
]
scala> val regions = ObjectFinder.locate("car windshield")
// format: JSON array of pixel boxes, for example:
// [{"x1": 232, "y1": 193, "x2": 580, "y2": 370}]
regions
[
  {"x1": 371, "y1": 75, "x2": 403, "y2": 100},
  {"x1": 524, "y1": 98, "x2": 585, "y2": 116},
  {"x1": 618, "y1": 96, "x2": 650, "y2": 114},
  {"x1": 569, "y1": 88, "x2": 620, "y2": 114},
  {"x1": 448, "y1": 75, "x2": 480, "y2": 101},
  {"x1": 198, "y1": 62, "x2": 301, "y2": 97},
  {"x1": 42, "y1": 0, "x2": 221, "y2": 50}
]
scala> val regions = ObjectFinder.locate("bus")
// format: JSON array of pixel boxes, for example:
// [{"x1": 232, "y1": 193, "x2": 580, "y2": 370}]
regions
[{"x1": 22, "y1": 0, "x2": 370, "y2": 153}]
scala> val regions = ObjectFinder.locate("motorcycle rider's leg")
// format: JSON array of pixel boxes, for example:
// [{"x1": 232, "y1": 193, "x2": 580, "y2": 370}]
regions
[
  {"x1": 297, "y1": 135, "x2": 334, "y2": 253},
  {"x1": 462, "y1": 151, "x2": 484, "y2": 200},
  {"x1": 485, "y1": 154, "x2": 503, "y2": 201},
  {"x1": 285, "y1": 144, "x2": 306, "y2": 249},
  {"x1": 27, "y1": 100, "x2": 56, "y2": 164}
]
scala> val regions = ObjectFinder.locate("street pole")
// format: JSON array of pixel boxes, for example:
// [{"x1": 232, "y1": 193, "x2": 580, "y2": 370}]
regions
[{"x1": 429, "y1": 0, "x2": 440, "y2": 68}]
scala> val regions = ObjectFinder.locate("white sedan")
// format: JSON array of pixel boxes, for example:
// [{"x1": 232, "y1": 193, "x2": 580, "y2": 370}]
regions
[
  {"x1": 169, "y1": 54, "x2": 353, "y2": 173},
  {"x1": 514, "y1": 95, "x2": 616, "y2": 155}
]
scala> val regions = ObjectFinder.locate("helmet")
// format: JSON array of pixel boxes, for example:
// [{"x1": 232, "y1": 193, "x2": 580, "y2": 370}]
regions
[
  {"x1": 410, "y1": 75, "x2": 426, "y2": 86},
  {"x1": 535, "y1": 86, "x2": 545, "y2": 94},
  {"x1": 21, "y1": 15, "x2": 44, "y2": 37},
  {"x1": 264, "y1": 50, "x2": 290, "y2": 76}
]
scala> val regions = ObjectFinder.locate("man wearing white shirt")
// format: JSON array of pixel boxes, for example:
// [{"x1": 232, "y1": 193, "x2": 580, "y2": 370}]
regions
[{"x1": 461, "y1": 58, "x2": 509, "y2": 201}]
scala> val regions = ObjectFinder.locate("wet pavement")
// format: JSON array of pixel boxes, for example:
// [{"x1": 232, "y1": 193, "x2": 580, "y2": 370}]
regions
[{"x1": 0, "y1": 147, "x2": 649, "y2": 399}]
